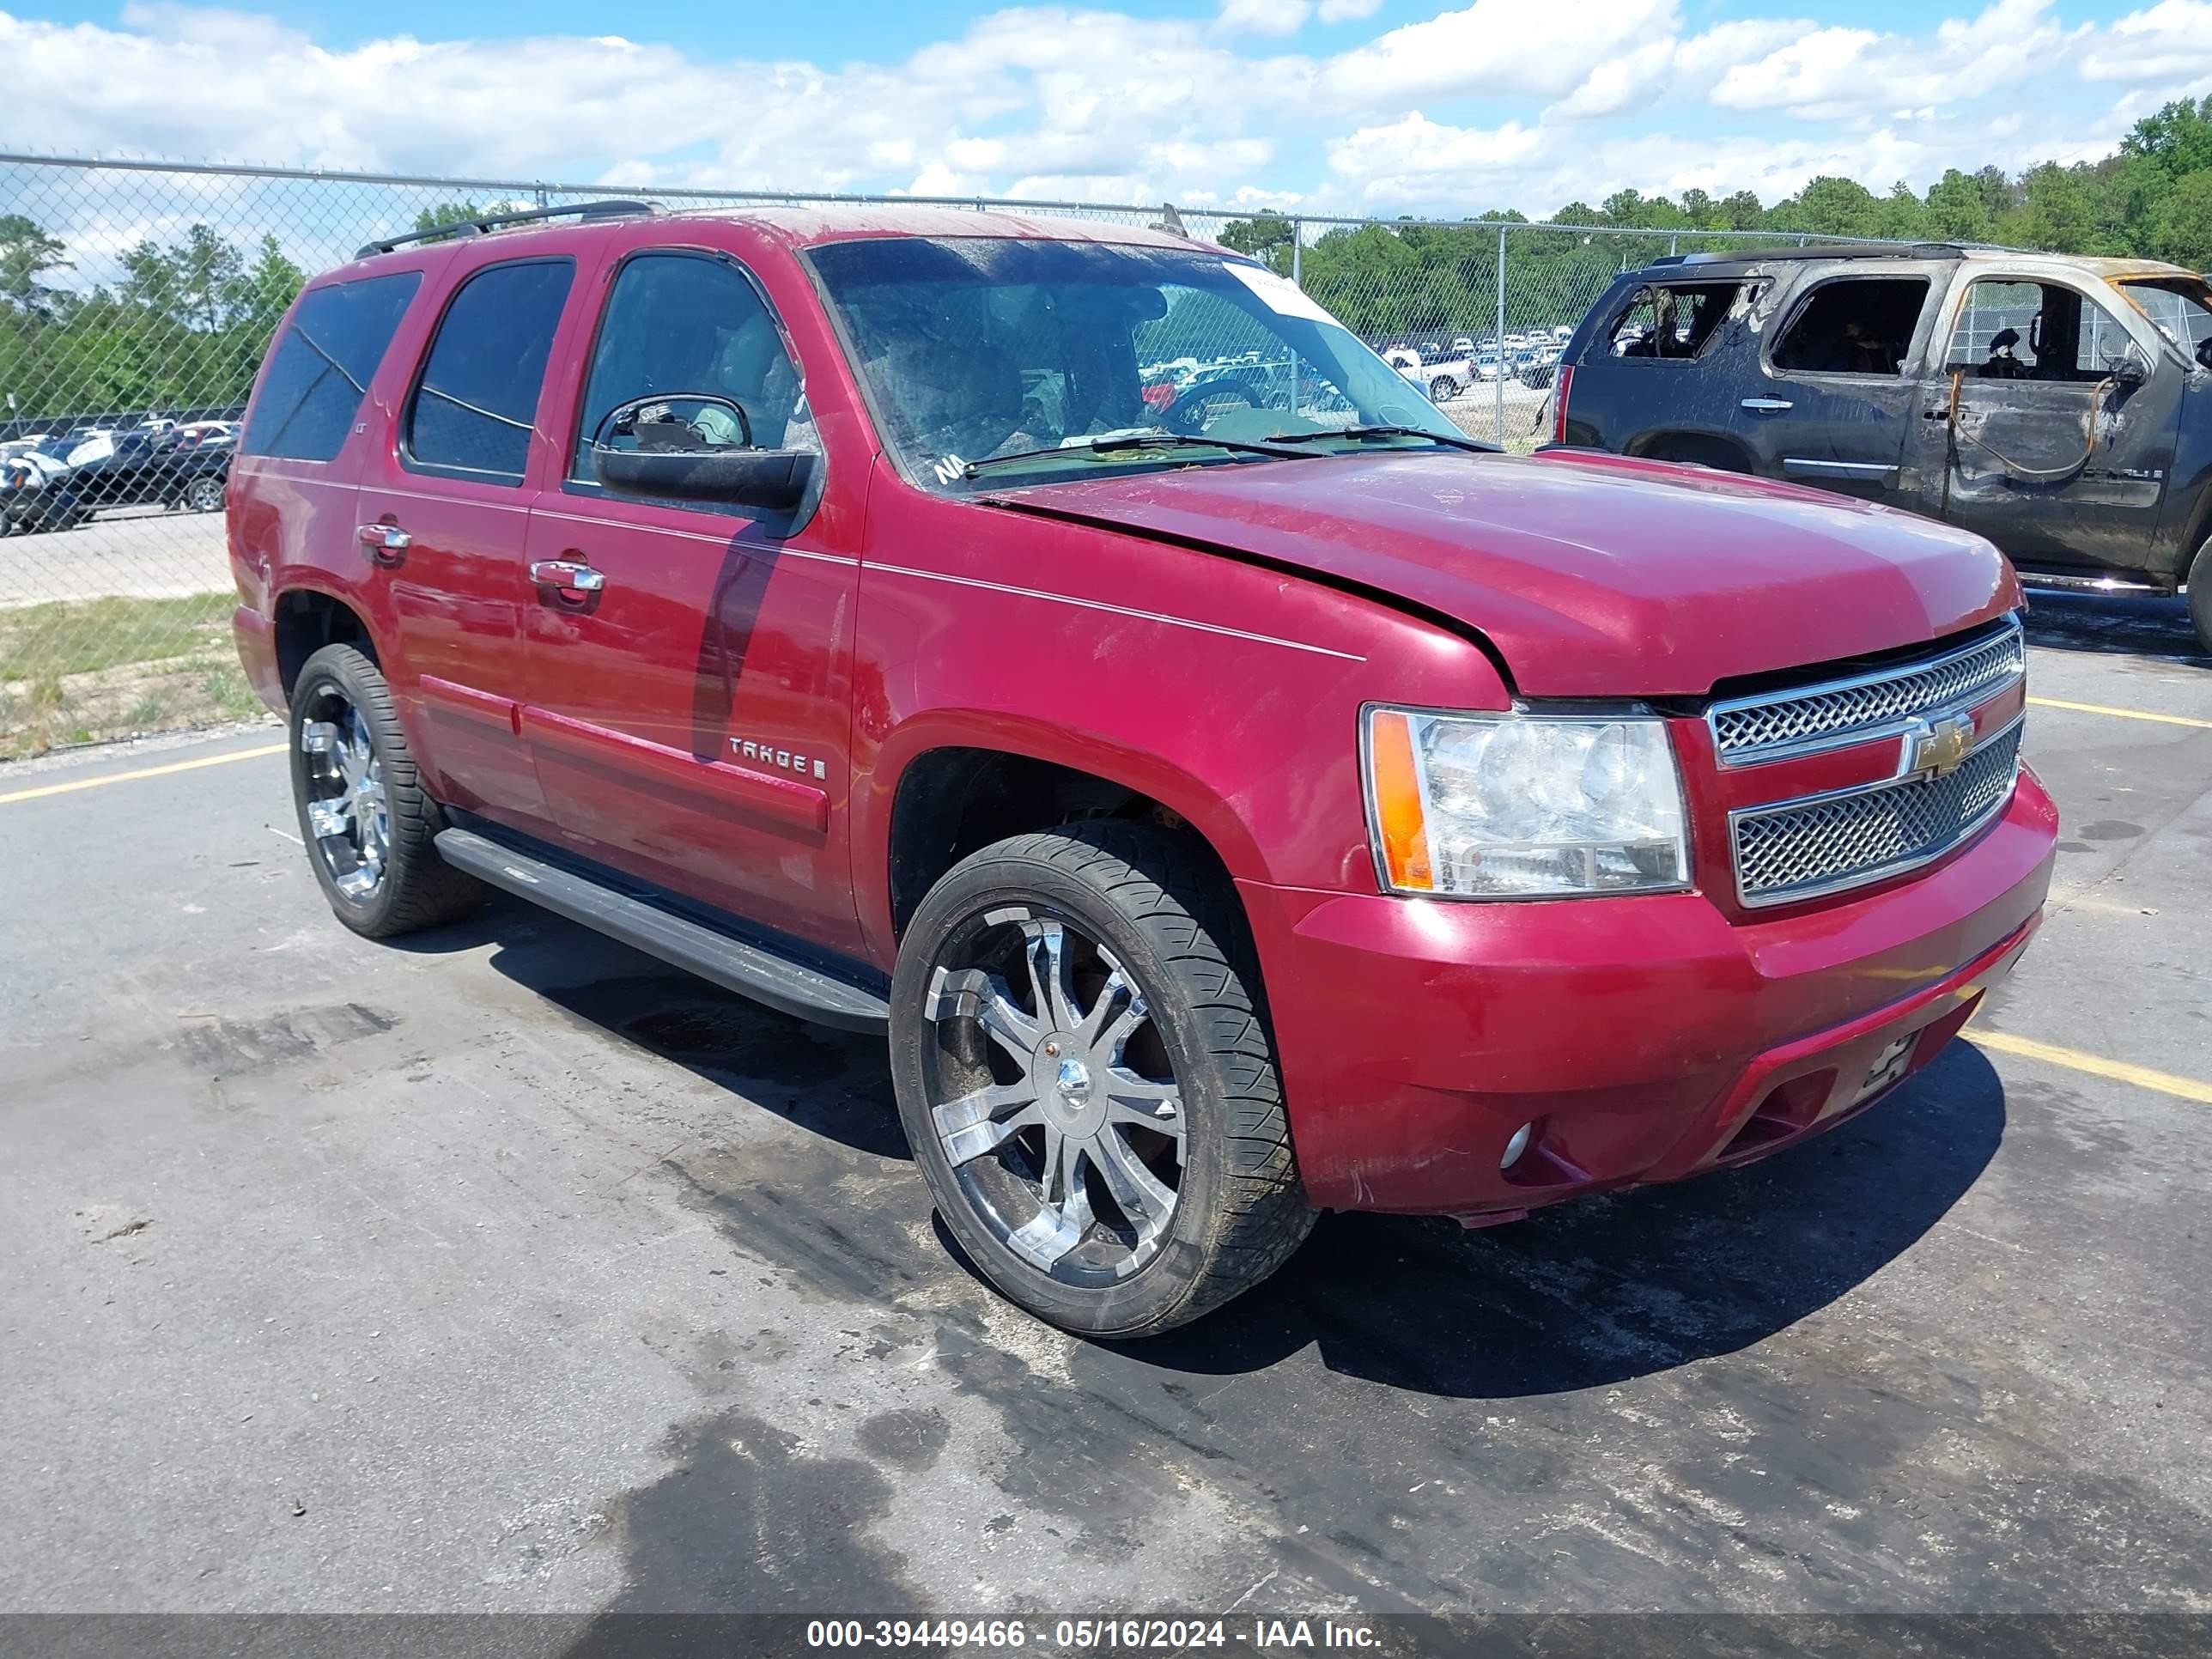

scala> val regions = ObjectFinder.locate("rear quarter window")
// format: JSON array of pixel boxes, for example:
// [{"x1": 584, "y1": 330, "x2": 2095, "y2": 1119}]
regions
[
  {"x1": 242, "y1": 271, "x2": 423, "y2": 462},
  {"x1": 1604, "y1": 283, "x2": 1744, "y2": 361}
]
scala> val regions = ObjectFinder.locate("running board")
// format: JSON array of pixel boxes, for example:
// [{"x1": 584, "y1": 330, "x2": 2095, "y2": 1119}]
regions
[{"x1": 434, "y1": 827, "x2": 890, "y2": 1035}]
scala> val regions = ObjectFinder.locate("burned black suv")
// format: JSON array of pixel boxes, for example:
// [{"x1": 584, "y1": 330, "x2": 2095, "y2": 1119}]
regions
[{"x1": 1550, "y1": 243, "x2": 2212, "y2": 651}]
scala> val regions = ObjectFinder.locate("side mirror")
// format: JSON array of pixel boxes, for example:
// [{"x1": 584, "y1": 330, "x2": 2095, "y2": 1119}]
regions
[
  {"x1": 588, "y1": 393, "x2": 816, "y2": 513},
  {"x1": 2195, "y1": 337, "x2": 2212, "y2": 372},
  {"x1": 2111, "y1": 354, "x2": 2148, "y2": 391}
]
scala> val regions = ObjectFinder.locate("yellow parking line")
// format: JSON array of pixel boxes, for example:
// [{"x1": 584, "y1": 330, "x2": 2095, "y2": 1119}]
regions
[
  {"x1": 0, "y1": 742, "x2": 287, "y2": 806},
  {"x1": 1972, "y1": 1028, "x2": 2212, "y2": 1104},
  {"x1": 2027, "y1": 695, "x2": 2212, "y2": 731}
]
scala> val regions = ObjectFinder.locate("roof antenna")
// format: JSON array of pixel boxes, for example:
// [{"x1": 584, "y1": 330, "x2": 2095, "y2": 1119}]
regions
[{"x1": 1153, "y1": 203, "x2": 1188, "y2": 238}]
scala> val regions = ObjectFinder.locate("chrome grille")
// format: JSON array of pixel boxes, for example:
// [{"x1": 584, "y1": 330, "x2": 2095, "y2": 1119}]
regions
[
  {"x1": 1710, "y1": 620, "x2": 2024, "y2": 766},
  {"x1": 1731, "y1": 720, "x2": 2024, "y2": 907}
]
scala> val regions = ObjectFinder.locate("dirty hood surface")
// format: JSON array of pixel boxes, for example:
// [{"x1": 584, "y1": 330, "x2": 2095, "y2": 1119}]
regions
[{"x1": 988, "y1": 449, "x2": 2020, "y2": 697}]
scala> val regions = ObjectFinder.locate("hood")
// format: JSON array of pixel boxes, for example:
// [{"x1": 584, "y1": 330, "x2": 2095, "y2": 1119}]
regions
[{"x1": 987, "y1": 449, "x2": 2019, "y2": 697}]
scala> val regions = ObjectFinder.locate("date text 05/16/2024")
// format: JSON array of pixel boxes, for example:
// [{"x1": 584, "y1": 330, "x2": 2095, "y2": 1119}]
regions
[{"x1": 804, "y1": 1619, "x2": 1384, "y2": 1650}]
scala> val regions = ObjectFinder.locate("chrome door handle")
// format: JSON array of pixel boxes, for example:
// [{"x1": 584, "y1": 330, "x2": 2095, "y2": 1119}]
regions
[
  {"x1": 1739, "y1": 398, "x2": 1793, "y2": 413},
  {"x1": 356, "y1": 522, "x2": 410, "y2": 564},
  {"x1": 529, "y1": 558, "x2": 605, "y2": 593}
]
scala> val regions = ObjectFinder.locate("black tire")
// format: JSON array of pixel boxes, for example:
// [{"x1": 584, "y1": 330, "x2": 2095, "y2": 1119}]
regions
[
  {"x1": 2190, "y1": 537, "x2": 2212, "y2": 657},
  {"x1": 288, "y1": 643, "x2": 483, "y2": 939},
  {"x1": 1429, "y1": 376, "x2": 1459, "y2": 404},
  {"x1": 890, "y1": 822, "x2": 1313, "y2": 1337},
  {"x1": 185, "y1": 474, "x2": 226, "y2": 514}
]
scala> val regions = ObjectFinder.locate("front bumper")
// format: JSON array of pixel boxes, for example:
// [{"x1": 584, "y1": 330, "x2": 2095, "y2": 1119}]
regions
[{"x1": 1239, "y1": 763, "x2": 2057, "y2": 1217}]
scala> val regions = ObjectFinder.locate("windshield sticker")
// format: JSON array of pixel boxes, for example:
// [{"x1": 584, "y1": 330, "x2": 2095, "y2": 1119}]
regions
[
  {"x1": 1220, "y1": 261, "x2": 1336, "y2": 326},
  {"x1": 932, "y1": 454, "x2": 967, "y2": 484}
]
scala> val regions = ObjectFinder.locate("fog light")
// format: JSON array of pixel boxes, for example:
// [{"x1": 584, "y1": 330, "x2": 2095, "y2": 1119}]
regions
[{"x1": 1501, "y1": 1121, "x2": 1533, "y2": 1170}]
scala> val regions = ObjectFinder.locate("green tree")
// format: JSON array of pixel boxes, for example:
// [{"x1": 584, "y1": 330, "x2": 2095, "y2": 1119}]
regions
[
  {"x1": 228, "y1": 234, "x2": 307, "y2": 339},
  {"x1": 0, "y1": 215, "x2": 72, "y2": 318},
  {"x1": 2150, "y1": 170, "x2": 2212, "y2": 267},
  {"x1": 1218, "y1": 211, "x2": 1297, "y2": 275}
]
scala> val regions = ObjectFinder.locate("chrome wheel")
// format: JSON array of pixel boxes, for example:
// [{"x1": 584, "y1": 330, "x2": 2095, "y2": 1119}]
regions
[
  {"x1": 186, "y1": 476, "x2": 225, "y2": 513},
  {"x1": 923, "y1": 906, "x2": 1184, "y2": 1285},
  {"x1": 299, "y1": 693, "x2": 389, "y2": 902}
]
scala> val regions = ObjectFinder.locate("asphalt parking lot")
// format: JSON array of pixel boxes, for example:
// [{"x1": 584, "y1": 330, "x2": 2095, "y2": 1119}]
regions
[{"x1": 3, "y1": 591, "x2": 2209, "y2": 1636}]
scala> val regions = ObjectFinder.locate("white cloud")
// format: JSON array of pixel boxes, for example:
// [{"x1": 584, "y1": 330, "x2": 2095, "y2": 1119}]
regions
[
  {"x1": 2080, "y1": 0, "x2": 2212, "y2": 81},
  {"x1": 1711, "y1": 0, "x2": 2075, "y2": 118},
  {"x1": 1215, "y1": 0, "x2": 1312, "y2": 35},
  {"x1": 1322, "y1": 0, "x2": 1682, "y2": 104},
  {"x1": 0, "y1": 0, "x2": 2159, "y2": 232}
]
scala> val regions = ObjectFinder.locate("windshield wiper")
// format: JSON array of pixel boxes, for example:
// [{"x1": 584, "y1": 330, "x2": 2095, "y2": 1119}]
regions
[
  {"x1": 1261, "y1": 424, "x2": 1500, "y2": 454},
  {"x1": 963, "y1": 431, "x2": 1321, "y2": 478}
]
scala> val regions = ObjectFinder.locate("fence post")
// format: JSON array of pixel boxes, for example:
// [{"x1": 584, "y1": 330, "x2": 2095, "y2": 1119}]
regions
[
  {"x1": 1495, "y1": 223, "x2": 1508, "y2": 446},
  {"x1": 1291, "y1": 217, "x2": 1303, "y2": 287}
]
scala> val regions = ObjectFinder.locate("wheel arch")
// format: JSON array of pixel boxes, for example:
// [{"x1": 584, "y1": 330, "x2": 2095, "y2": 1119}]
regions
[
  {"x1": 868, "y1": 716, "x2": 1267, "y2": 957},
  {"x1": 1627, "y1": 428, "x2": 1759, "y2": 473},
  {"x1": 272, "y1": 583, "x2": 382, "y2": 701}
]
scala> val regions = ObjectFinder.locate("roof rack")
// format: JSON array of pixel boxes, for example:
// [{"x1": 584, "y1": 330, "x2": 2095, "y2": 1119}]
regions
[
  {"x1": 1644, "y1": 241, "x2": 1984, "y2": 269},
  {"x1": 355, "y1": 198, "x2": 658, "y2": 258}
]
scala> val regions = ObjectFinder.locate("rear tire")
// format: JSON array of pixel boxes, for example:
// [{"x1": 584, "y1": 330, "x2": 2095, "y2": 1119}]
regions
[
  {"x1": 185, "y1": 475, "x2": 226, "y2": 513},
  {"x1": 289, "y1": 643, "x2": 483, "y2": 939},
  {"x1": 1429, "y1": 376, "x2": 1459, "y2": 404},
  {"x1": 890, "y1": 823, "x2": 1313, "y2": 1337}
]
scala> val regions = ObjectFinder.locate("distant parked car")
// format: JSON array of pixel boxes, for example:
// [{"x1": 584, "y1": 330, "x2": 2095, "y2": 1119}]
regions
[
  {"x1": 1387, "y1": 346, "x2": 1475, "y2": 403},
  {"x1": 57, "y1": 427, "x2": 232, "y2": 518},
  {"x1": 0, "y1": 445, "x2": 82, "y2": 536}
]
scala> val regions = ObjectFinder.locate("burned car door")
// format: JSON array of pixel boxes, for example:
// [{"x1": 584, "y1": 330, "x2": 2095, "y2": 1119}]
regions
[
  {"x1": 1914, "y1": 273, "x2": 2179, "y2": 571},
  {"x1": 1744, "y1": 269, "x2": 1942, "y2": 504}
]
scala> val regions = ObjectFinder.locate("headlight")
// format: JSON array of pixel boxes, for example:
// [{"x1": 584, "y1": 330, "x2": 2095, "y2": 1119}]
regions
[{"x1": 1363, "y1": 706, "x2": 1689, "y2": 898}]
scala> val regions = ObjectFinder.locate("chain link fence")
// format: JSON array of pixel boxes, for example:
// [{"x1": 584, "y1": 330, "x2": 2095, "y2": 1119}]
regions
[{"x1": 0, "y1": 152, "x2": 1864, "y2": 756}]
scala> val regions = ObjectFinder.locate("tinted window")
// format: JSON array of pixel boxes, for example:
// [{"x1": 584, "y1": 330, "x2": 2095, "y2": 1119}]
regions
[
  {"x1": 1772, "y1": 276, "x2": 1929, "y2": 375},
  {"x1": 572, "y1": 252, "x2": 812, "y2": 481},
  {"x1": 406, "y1": 258, "x2": 574, "y2": 483},
  {"x1": 242, "y1": 271, "x2": 422, "y2": 462}
]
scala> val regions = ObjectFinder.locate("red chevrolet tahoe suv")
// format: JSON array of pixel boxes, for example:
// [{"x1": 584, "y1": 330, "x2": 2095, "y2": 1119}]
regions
[{"x1": 228, "y1": 201, "x2": 2057, "y2": 1336}]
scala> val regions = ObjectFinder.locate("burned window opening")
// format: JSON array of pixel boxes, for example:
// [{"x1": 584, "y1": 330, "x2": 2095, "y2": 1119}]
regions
[
  {"x1": 1607, "y1": 283, "x2": 1741, "y2": 362},
  {"x1": 1771, "y1": 276, "x2": 1929, "y2": 377},
  {"x1": 1945, "y1": 280, "x2": 2143, "y2": 385}
]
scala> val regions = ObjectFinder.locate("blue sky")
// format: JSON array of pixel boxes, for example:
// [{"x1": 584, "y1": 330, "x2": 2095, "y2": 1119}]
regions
[{"x1": 4, "y1": 0, "x2": 2207, "y2": 219}]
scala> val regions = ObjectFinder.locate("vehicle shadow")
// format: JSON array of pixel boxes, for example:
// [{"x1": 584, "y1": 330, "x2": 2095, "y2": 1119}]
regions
[
  {"x1": 406, "y1": 894, "x2": 2006, "y2": 1400},
  {"x1": 2021, "y1": 588, "x2": 2207, "y2": 662},
  {"x1": 386, "y1": 894, "x2": 906, "y2": 1160},
  {"x1": 1104, "y1": 1038, "x2": 2006, "y2": 1396}
]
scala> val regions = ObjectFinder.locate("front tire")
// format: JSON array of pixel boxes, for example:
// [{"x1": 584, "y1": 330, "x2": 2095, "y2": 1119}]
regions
[
  {"x1": 890, "y1": 823, "x2": 1313, "y2": 1337},
  {"x1": 289, "y1": 643, "x2": 483, "y2": 939}
]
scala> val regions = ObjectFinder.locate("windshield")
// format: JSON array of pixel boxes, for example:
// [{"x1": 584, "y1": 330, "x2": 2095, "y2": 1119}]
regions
[
  {"x1": 2118, "y1": 278, "x2": 2212, "y2": 356},
  {"x1": 806, "y1": 236, "x2": 1463, "y2": 492}
]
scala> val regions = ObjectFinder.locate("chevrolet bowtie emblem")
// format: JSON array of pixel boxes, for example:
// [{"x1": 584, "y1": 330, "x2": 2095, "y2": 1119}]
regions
[{"x1": 1903, "y1": 714, "x2": 1976, "y2": 778}]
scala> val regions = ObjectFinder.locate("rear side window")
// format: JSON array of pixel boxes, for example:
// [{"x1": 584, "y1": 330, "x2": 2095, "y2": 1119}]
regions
[
  {"x1": 242, "y1": 272, "x2": 422, "y2": 462},
  {"x1": 1606, "y1": 283, "x2": 1741, "y2": 360},
  {"x1": 1772, "y1": 276, "x2": 1929, "y2": 375},
  {"x1": 405, "y1": 258, "x2": 575, "y2": 484}
]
